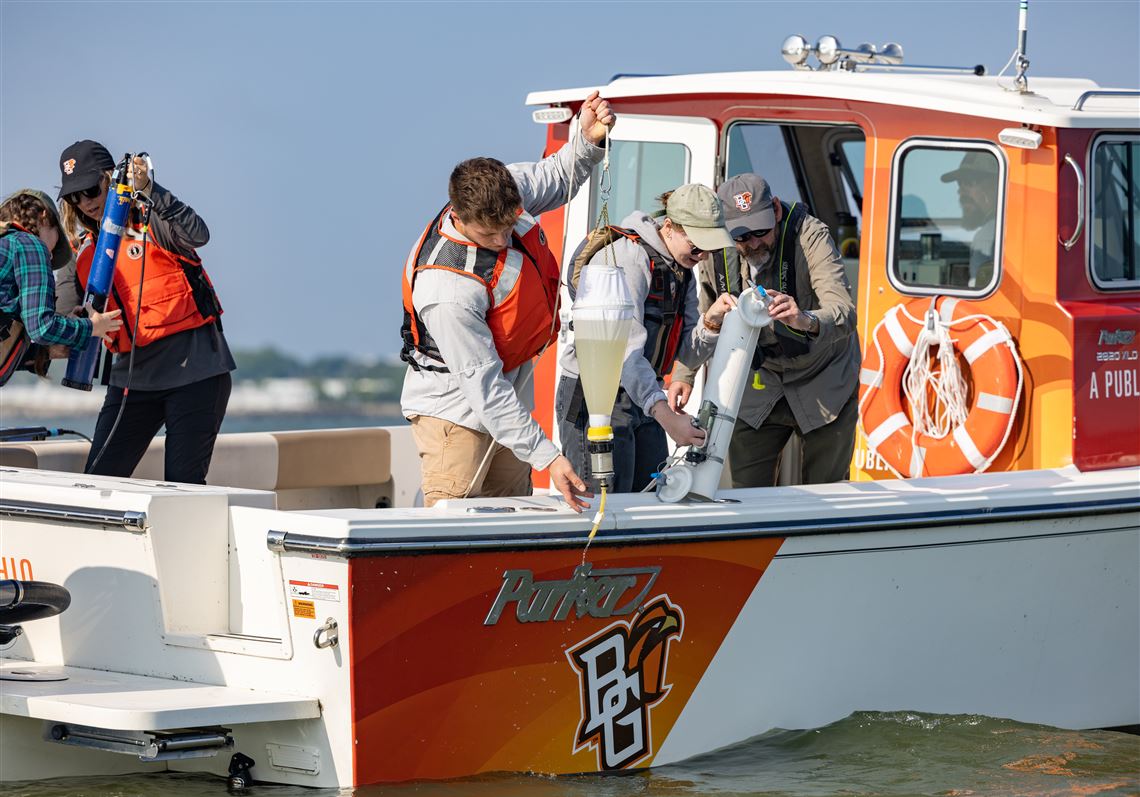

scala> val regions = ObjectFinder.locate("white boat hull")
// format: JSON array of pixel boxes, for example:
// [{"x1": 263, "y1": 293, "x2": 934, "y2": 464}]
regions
[{"x1": 0, "y1": 458, "x2": 1136, "y2": 786}]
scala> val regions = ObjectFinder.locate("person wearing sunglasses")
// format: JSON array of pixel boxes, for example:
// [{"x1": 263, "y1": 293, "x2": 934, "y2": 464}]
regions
[
  {"x1": 0, "y1": 190, "x2": 122, "y2": 385},
  {"x1": 670, "y1": 173, "x2": 860, "y2": 488},
  {"x1": 57, "y1": 139, "x2": 233, "y2": 484},
  {"x1": 557, "y1": 183, "x2": 738, "y2": 493}
]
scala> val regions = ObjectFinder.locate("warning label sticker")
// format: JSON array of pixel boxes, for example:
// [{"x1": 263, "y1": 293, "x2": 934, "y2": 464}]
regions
[
  {"x1": 288, "y1": 580, "x2": 340, "y2": 602},
  {"x1": 292, "y1": 599, "x2": 316, "y2": 619}
]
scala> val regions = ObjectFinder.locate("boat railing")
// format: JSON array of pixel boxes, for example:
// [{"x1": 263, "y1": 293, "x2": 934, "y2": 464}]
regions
[
  {"x1": 0, "y1": 498, "x2": 148, "y2": 531},
  {"x1": 1072, "y1": 89, "x2": 1140, "y2": 110},
  {"x1": 1060, "y1": 154, "x2": 1085, "y2": 251}
]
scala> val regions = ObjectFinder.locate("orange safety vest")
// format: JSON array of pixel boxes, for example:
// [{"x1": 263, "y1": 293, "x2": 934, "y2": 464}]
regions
[
  {"x1": 76, "y1": 229, "x2": 222, "y2": 353},
  {"x1": 400, "y1": 205, "x2": 560, "y2": 374}
]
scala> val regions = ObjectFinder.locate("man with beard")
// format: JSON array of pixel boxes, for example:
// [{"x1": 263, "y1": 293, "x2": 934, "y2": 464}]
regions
[
  {"x1": 941, "y1": 151, "x2": 1000, "y2": 288},
  {"x1": 669, "y1": 174, "x2": 860, "y2": 487}
]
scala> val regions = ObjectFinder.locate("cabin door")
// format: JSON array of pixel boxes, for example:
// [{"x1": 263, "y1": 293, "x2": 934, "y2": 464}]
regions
[{"x1": 551, "y1": 115, "x2": 719, "y2": 451}]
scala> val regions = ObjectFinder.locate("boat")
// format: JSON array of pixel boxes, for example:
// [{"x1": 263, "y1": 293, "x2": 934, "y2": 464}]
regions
[{"x1": 1, "y1": 28, "x2": 1138, "y2": 790}]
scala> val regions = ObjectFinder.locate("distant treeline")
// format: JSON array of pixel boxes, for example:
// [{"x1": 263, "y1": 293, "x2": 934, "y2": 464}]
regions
[{"x1": 233, "y1": 347, "x2": 405, "y2": 383}]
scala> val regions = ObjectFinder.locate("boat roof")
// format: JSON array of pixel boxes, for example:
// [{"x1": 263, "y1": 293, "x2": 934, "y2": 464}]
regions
[{"x1": 526, "y1": 71, "x2": 1140, "y2": 129}]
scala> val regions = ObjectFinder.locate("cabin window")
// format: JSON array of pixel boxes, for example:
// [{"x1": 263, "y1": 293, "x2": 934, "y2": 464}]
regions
[
  {"x1": 889, "y1": 141, "x2": 1004, "y2": 295},
  {"x1": 589, "y1": 140, "x2": 689, "y2": 226},
  {"x1": 726, "y1": 124, "x2": 804, "y2": 204},
  {"x1": 1090, "y1": 135, "x2": 1140, "y2": 289},
  {"x1": 724, "y1": 121, "x2": 866, "y2": 255},
  {"x1": 840, "y1": 139, "x2": 865, "y2": 198},
  {"x1": 725, "y1": 121, "x2": 866, "y2": 300}
]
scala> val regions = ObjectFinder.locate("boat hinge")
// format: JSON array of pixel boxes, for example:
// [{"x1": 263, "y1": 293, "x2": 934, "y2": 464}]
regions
[{"x1": 44, "y1": 722, "x2": 233, "y2": 761}]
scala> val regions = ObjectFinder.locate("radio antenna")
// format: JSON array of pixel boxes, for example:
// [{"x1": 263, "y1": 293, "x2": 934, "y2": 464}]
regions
[{"x1": 1014, "y1": 0, "x2": 1030, "y2": 93}]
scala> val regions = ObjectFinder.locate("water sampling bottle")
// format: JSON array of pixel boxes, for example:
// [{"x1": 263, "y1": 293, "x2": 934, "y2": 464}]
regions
[
  {"x1": 571, "y1": 262, "x2": 635, "y2": 488},
  {"x1": 61, "y1": 155, "x2": 133, "y2": 391},
  {"x1": 656, "y1": 286, "x2": 772, "y2": 502}
]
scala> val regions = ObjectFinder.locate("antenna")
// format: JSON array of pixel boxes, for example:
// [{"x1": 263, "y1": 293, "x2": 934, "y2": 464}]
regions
[{"x1": 1014, "y1": 0, "x2": 1030, "y2": 92}]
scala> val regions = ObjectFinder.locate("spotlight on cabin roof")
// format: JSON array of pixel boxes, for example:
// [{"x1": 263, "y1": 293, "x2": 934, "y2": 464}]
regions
[
  {"x1": 780, "y1": 34, "x2": 811, "y2": 68},
  {"x1": 780, "y1": 34, "x2": 981, "y2": 75},
  {"x1": 816, "y1": 35, "x2": 841, "y2": 66}
]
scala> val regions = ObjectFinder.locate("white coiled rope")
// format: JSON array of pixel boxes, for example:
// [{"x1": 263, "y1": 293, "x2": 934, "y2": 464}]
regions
[
  {"x1": 901, "y1": 302, "x2": 970, "y2": 441},
  {"x1": 861, "y1": 298, "x2": 1024, "y2": 478}
]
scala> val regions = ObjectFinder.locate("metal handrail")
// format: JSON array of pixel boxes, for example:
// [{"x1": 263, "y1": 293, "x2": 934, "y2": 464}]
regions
[
  {"x1": 1060, "y1": 154, "x2": 1085, "y2": 251},
  {"x1": 0, "y1": 499, "x2": 148, "y2": 531},
  {"x1": 1072, "y1": 90, "x2": 1140, "y2": 111}
]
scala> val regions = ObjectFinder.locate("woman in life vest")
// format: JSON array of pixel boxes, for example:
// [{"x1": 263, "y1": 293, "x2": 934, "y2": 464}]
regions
[
  {"x1": 556, "y1": 184, "x2": 737, "y2": 492},
  {"x1": 58, "y1": 140, "x2": 233, "y2": 484},
  {"x1": 0, "y1": 190, "x2": 121, "y2": 386}
]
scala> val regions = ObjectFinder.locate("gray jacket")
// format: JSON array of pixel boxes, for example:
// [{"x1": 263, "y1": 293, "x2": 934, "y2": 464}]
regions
[{"x1": 674, "y1": 208, "x2": 860, "y2": 432}]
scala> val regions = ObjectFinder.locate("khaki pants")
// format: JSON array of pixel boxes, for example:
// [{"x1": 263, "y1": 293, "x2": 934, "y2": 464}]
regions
[{"x1": 409, "y1": 416, "x2": 532, "y2": 507}]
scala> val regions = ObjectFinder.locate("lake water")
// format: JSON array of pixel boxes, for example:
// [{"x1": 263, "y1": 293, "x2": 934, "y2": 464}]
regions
[{"x1": 2, "y1": 712, "x2": 1136, "y2": 796}]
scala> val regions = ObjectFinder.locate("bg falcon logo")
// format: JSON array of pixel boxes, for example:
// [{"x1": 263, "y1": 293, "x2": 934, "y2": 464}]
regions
[
  {"x1": 566, "y1": 596, "x2": 684, "y2": 771},
  {"x1": 734, "y1": 191, "x2": 752, "y2": 211}
]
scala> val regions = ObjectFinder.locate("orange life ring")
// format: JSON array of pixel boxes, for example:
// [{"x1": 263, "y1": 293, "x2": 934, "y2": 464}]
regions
[{"x1": 859, "y1": 297, "x2": 1022, "y2": 478}]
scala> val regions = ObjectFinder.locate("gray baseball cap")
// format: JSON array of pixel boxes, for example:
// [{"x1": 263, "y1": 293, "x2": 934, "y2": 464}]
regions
[
  {"x1": 718, "y1": 174, "x2": 776, "y2": 237},
  {"x1": 1, "y1": 188, "x2": 74, "y2": 270},
  {"x1": 665, "y1": 184, "x2": 734, "y2": 251}
]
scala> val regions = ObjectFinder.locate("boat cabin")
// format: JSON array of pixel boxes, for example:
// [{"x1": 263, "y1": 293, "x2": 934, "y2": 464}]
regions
[{"x1": 528, "y1": 47, "x2": 1140, "y2": 484}]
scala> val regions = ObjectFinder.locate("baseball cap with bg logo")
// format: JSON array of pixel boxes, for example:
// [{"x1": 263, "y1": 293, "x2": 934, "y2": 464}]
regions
[{"x1": 58, "y1": 140, "x2": 115, "y2": 199}]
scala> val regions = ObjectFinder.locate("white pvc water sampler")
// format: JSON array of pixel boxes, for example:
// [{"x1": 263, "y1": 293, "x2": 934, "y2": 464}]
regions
[
  {"x1": 570, "y1": 263, "x2": 635, "y2": 487},
  {"x1": 656, "y1": 287, "x2": 772, "y2": 502}
]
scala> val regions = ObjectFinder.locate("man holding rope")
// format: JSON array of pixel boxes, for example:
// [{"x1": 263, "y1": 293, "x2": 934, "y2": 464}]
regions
[{"x1": 400, "y1": 92, "x2": 614, "y2": 511}]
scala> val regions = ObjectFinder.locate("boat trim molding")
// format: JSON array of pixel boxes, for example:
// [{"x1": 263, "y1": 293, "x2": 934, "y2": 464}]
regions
[{"x1": 265, "y1": 496, "x2": 1139, "y2": 557}]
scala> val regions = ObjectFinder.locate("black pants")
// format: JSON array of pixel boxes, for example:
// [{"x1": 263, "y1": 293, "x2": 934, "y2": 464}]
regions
[
  {"x1": 728, "y1": 388, "x2": 858, "y2": 488},
  {"x1": 85, "y1": 372, "x2": 232, "y2": 484}
]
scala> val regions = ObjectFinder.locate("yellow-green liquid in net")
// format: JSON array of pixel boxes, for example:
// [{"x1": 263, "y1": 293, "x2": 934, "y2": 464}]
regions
[{"x1": 574, "y1": 317, "x2": 632, "y2": 419}]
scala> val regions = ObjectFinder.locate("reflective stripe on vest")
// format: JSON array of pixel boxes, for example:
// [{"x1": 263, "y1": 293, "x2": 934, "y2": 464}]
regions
[{"x1": 401, "y1": 205, "x2": 560, "y2": 374}]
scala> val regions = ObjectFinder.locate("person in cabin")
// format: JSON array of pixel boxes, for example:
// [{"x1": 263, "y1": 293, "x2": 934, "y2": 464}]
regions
[
  {"x1": 399, "y1": 92, "x2": 614, "y2": 512},
  {"x1": 57, "y1": 140, "x2": 233, "y2": 483},
  {"x1": 557, "y1": 184, "x2": 738, "y2": 493},
  {"x1": 0, "y1": 189, "x2": 121, "y2": 386},
  {"x1": 671, "y1": 174, "x2": 860, "y2": 487},
  {"x1": 941, "y1": 150, "x2": 1000, "y2": 288}
]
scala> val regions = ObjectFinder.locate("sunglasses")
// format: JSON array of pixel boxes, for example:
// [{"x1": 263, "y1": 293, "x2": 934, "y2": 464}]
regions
[
  {"x1": 732, "y1": 228, "x2": 773, "y2": 243},
  {"x1": 64, "y1": 185, "x2": 103, "y2": 205},
  {"x1": 670, "y1": 224, "x2": 708, "y2": 256}
]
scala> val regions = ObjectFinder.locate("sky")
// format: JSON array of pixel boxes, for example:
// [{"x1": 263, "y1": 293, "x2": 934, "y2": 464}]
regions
[{"x1": 2, "y1": 0, "x2": 1138, "y2": 361}]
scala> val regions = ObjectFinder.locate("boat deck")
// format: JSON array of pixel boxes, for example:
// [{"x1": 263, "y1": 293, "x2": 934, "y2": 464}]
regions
[{"x1": 0, "y1": 661, "x2": 320, "y2": 730}]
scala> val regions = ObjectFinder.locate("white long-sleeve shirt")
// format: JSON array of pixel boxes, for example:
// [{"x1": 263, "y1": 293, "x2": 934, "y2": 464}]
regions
[{"x1": 400, "y1": 133, "x2": 603, "y2": 470}]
